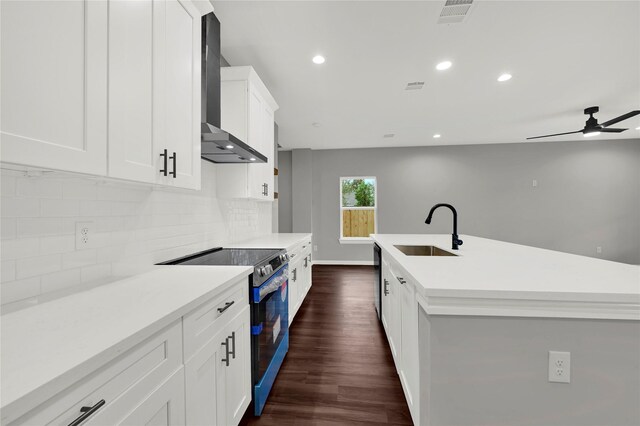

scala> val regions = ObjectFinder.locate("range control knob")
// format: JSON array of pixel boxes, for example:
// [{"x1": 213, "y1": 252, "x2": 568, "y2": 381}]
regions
[
  {"x1": 258, "y1": 267, "x2": 266, "y2": 277},
  {"x1": 265, "y1": 265, "x2": 273, "y2": 275}
]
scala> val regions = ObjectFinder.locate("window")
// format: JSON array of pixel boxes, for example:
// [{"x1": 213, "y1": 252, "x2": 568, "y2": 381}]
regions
[{"x1": 340, "y1": 177, "x2": 377, "y2": 242}]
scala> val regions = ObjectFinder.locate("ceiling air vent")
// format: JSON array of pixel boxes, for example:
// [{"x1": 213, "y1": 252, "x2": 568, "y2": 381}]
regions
[
  {"x1": 438, "y1": 0, "x2": 474, "y2": 24},
  {"x1": 405, "y1": 81, "x2": 425, "y2": 91}
]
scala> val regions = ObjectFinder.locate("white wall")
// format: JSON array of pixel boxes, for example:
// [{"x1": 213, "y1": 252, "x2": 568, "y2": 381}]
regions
[{"x1": 0, "y1": 161, "x2": 272, "y2": 311}]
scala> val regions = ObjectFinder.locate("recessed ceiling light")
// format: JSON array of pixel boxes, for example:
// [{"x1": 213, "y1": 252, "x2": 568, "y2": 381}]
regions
[
  {"x1": 312, "y1": 55, "x2": 325, "y2": 64},
  {"x1": 250, "y1": 157, "x2": 257, "y2": 161},
  {"x1": 383, "y1": 133, "x2": 395, "y2": 138},
  {"x1": 436, "y1": 61, "x2": 452, "y2": 71},
  {"x1": 226, "y1": 145, "x2": 234, "y2": 149},
  {"x1": 433, "y1": 134, "x2": 441, "y2": 138},
  {"x1": 312, "y1": 122, "x2": 321, "y2": 128},
  {"x1": 636, "y1": 126, "x2": 640, "y2": 130},
  {"x1": 497, "y1": 73, "x2": 512, "y2": 82},
  {"x1": 584, "y1": 132, "x2": 601, "y2": 137}
]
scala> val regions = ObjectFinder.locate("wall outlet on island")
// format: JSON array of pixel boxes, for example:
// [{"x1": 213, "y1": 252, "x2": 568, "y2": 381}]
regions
[
  {"x1": 75, "y1": 221, "x2": 94, "y2": 249},
  {"x1": 596, "y1": 246, "x2": 602, "y2": 254},
  {"x1": 313, "y1": 245, "x2": 318, "y2": 252},
  {"x1": 548, "y1": 351, "x2": 570, "y2": 383}
]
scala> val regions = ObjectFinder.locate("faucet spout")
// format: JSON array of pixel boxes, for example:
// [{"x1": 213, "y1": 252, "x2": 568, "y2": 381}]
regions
[{"x1": 425, "y1": 203, "x2": 463, "y2": 250}]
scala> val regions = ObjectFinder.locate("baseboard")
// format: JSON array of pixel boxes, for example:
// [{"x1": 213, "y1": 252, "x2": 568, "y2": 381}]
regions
[{"x1": 312, "y1": 260, "x2": 374, "y2": 266}]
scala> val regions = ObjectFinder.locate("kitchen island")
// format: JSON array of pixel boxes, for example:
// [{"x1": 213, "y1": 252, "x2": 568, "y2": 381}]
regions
[{"x1": 372, "y1": 234, "x2": 640, "y2": 426}]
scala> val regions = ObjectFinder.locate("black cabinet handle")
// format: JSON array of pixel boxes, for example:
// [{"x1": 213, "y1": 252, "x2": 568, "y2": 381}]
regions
[
  {"x1": 304, "y1": 257, "x2": 308, "y2": 268},
  {"x1": 384, "y1": 279, "x2": 389, "y2": 296},
  {"x1": 221, "y1": 337, "x2": 230, "y2": 367},
  {"x1": 169, "y1": 152, "x2": 176, "y2": 178},
  {"x1": 265, "y1": 183, "x2": 268, "y2": 196},
  {"x1": 217, "y1": 301, "x2": 234, "y2": 314},
  {"x1": 159, "y1": 149, "x2": 168, "y2": 176},
  {"x1": 293, "y1": 268, "x2": 297, "y2": 282},
  {"x1": 68, "y1": 399, "x2": 106, "y2": 426},
  {"x1": 397, "y1": 276, "x2": 406, "y2": 285},
  {"x1": 229, "y1": 331, "x2": 236, "y2": 359}
]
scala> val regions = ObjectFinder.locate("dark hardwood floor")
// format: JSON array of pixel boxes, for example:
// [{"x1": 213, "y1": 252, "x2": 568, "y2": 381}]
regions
[{"x1": 240, "y1": 265, "x2": 412, "y2": 425}]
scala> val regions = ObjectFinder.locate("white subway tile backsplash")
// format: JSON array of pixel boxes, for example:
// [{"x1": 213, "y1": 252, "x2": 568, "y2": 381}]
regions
[
  {"x1": 1, "y1": 277, "x2": 41, "y2": 304},
  {"x1": 1, "y1": 238, "x2": 39, "y2": 260},
  {"x1": 40, "y1": 199, "x2": 80, "y2": 217},
  {"x1": 40, "y1": 235, "x2": 76, "y2": 255},
  {"x1": 1, "y1": 163, "x2": 272, "y2": 307},
  {"x1": 16, "y1": 178, "x2": 63, "y2": 199},
  {"x1": 62, "y1": 181, "x2": 97, "y2": 200},
  {"x1": 81, "y1": 263, "x2": 111, "y2": 284},
  {"x1": 1, "y1": 218, "x2": 17, "y2": 240},
  {"x1": 41, "y1": 268, "x2": 82, "y2": 294},
  {"x1": 16, "y1": 254, "x2": 62, "y2": 279},
  {"x1": 17, "y1": 218, "x2": 64, "y2": 238},
  {"x1": 1, "y1": 175, "x2": 16, "y2": 196},
  {"x1": 1, "y1": 197, "x2": 40, "y2": 218},
  {"x1": 2, "y1": 260, "x2": 17, "y2": 282},
  {"x1": 62, "y1": 249, "x2": 97, "y2": 269}
]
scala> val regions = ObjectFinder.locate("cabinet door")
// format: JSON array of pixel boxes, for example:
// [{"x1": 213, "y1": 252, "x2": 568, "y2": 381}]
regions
[
  {"x1": 288, "y1": 262, "x2": 300, "y2": 323},
  {"x1": 1, "y1": 0, "x2": 108, "y2": 175},
  {"x1": 219, "y1": 306, "x2": 251, "y2": 426},
  {"x1": 108, "y1": 0, "x2": 158, "y2": 184},
  {"x1": 400, "y1": 279, "x2": 419, "y2": 423},
  {"x1": 110, "y1": 369, "x2": 186, "y2": 426},
  {"x1": 381, "y1": 262, "x2": 391, "y2": 335},
  {"x1": 261, "y1": 104, "x2": 275, "y2": 201},
  {"x1": 389, "y1": 275, "x2": 401, "y2": 364},
  {"x1": 162, "y1": 0, "x2": 201, "y2": 190},
  {"x1": 185, "y1": 306, "x2": 251, "y2": 426}
]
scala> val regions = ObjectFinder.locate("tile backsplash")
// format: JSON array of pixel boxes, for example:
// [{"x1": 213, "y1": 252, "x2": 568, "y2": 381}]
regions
[{"x1": 0, "y1": 162, "x2": 272, "y2": 311}]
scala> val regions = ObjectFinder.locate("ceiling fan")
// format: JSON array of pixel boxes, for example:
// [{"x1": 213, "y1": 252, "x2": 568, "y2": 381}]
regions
[{"x1": 527, "y1": 106, "x2": 640, "y2": 140}]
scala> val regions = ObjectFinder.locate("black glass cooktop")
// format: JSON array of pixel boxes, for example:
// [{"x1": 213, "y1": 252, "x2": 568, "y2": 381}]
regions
[{"x1": 159, "y1": 247, "x2": 282, "y2": 267}]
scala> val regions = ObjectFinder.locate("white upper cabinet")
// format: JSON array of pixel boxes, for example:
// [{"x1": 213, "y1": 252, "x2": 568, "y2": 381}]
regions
[
  {"x1": 1, "y1": 0, "x2": 204, "y2": 190},
  {"x1": 108, "y1": 0, "x2": 201, "y2": 190},
  {"x1": 0, "y1": 0, "x2": 108, "y2": 175},
  {"x1": 217, "y1": 66, "x2": 279, "y2": 201}
]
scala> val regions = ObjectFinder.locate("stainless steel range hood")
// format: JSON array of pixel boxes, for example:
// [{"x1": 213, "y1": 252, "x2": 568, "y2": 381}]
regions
[{"x1": 201, "y1": 13, "x2": 267, "y2": 164}]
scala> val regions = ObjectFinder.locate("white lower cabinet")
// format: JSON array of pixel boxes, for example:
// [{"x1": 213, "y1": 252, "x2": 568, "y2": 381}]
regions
[
  {"x1": 185, "y1": 305, "x2": 251, "y2": 426},
  {"x1": 382, "y1": 256, "x2": 420, "y2": 425},
  {"x1": 288, "y1": 240, "x2": 313, "y2": 324},
  {"x1": 10, "y1": 321, "x2": 184, "y2": 426}
]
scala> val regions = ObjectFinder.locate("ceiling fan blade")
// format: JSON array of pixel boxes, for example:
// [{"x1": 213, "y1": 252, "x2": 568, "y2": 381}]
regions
[
  {"x1": 526, "y1": 130, "x2": 581, "y2": 140},
  {"x1": 598, "y1": 127, "x2": 627, "y2": 133},
  {"x1": 600, "y1": 110, "x2": 640, "y2": 128}
]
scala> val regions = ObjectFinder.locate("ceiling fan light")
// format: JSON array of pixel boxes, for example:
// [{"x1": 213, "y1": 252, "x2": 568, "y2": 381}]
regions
[{"x1": 583, "y1": 131, "x2": 600, "y2": 137}]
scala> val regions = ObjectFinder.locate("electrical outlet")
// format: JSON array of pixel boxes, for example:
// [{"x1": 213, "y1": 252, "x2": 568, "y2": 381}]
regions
[
  {"x1": 549, "y1": 351, "x2": 570, "y2": 383},
  {"x1": 596, "y1": 246, "x2": 602, "y2": 254},
  {"x1": 532, "y1": 179, "x2": 538, "y2": 188},
  {"x1": 313, "y1": 245, "x2": 318, "y2": 252},
  {"x1": 75, "y1": 221, "x2": 94, "y2": 249}
]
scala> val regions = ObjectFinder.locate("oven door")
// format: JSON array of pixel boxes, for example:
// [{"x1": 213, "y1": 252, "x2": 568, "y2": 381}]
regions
[{"x1": 251, "y1": 265, "x2": 289, "y2": 415}]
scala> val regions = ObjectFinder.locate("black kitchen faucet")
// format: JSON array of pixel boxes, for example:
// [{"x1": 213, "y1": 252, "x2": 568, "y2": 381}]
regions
[{"x1": 425, "y1": 203, "x2": 463, "y2": 250}]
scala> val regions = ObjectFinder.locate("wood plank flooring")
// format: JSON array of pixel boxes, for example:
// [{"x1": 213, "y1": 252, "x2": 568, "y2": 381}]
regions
[{"x1": 240, "y1": 265, "x2": 412, "y2": 425}]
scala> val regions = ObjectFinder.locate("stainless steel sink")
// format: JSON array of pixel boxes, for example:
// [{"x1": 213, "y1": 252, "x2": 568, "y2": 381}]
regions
[{"x1": 394, "y1": 245, "x2": 457, "y2": 257}]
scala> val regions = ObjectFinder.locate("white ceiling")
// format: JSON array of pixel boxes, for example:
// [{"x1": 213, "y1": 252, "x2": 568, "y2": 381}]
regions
[{"x1": 212, "y1": 0, "x2": 640, "y2": 150}]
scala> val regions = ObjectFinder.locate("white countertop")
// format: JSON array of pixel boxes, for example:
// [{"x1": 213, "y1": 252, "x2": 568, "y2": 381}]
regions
[
  {"x1": 227, "y1": 233, "x2": 312, "y2": 250},
  {"x1": 0, "y1": 265, "x2": 251, "y2": 423},
  {"x1": 372, "y1": 234, "x2": 640, "y2": 320}
]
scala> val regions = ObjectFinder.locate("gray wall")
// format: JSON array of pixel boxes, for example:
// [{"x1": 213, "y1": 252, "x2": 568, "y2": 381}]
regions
[
  {"x1": 420, "y1": 310, "x2": 640, "y2": 425},
  {"x1": 279, "y1": 139, "x2": 640, "y2": 264},
  {"x1": 292, "y1": 149, "x2": 313, "y2": 233},
  {"x1": 278, "y1": 150, "x2": 293, "y2": 233}
]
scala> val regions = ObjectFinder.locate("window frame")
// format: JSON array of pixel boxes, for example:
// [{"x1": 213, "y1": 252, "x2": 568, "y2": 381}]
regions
[{"x1": 339, "y1": 176, "x2": 378, "y2": 244}]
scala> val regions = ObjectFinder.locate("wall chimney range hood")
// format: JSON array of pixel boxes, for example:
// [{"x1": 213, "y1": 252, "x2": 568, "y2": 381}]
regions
[{"x1": 201, "y1": 13, "x2": 267, "y2": 164}]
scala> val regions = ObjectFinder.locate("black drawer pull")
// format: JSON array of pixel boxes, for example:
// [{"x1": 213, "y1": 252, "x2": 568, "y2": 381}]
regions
[
  {"x1": 159, "y1": 149, "x2": 168, "y2": 176},
  {"x1": 221, "y1": 337, "x2": 230, "y2": 367},
  {"x1": 68, "y1": 399, "x2": 106, "y2": 426},
  {"x1": 229, "y1": 331, "x2": 236, "y2": 359},
  {"x1": 169, "y1": 152, "x2": 176, "y2": 178},
  {"x1": 217, "y1": 301, "x2": 234, "y2": 314}
]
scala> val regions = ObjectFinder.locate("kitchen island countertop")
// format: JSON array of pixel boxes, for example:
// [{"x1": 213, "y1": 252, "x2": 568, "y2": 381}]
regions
[{"x1": 372, "y1": 234, "x2": 640, "y2": 320}]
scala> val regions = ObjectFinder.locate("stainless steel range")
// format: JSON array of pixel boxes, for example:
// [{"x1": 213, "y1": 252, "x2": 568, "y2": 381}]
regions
[{"x1": 159, "y1": 247, "x2": 290, "y2": 416}]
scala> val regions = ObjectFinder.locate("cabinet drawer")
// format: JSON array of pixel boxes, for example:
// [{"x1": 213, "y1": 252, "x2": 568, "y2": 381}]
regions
[
  {"x1": 11, "y1": 321, "x2": 183, "y2": 426},
  {"x1": 289, "y1": 239, "x2": 312, "y2": 261},
  {"x1": 183, "y1": 278, "x2": 248, "y2": 362}
]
